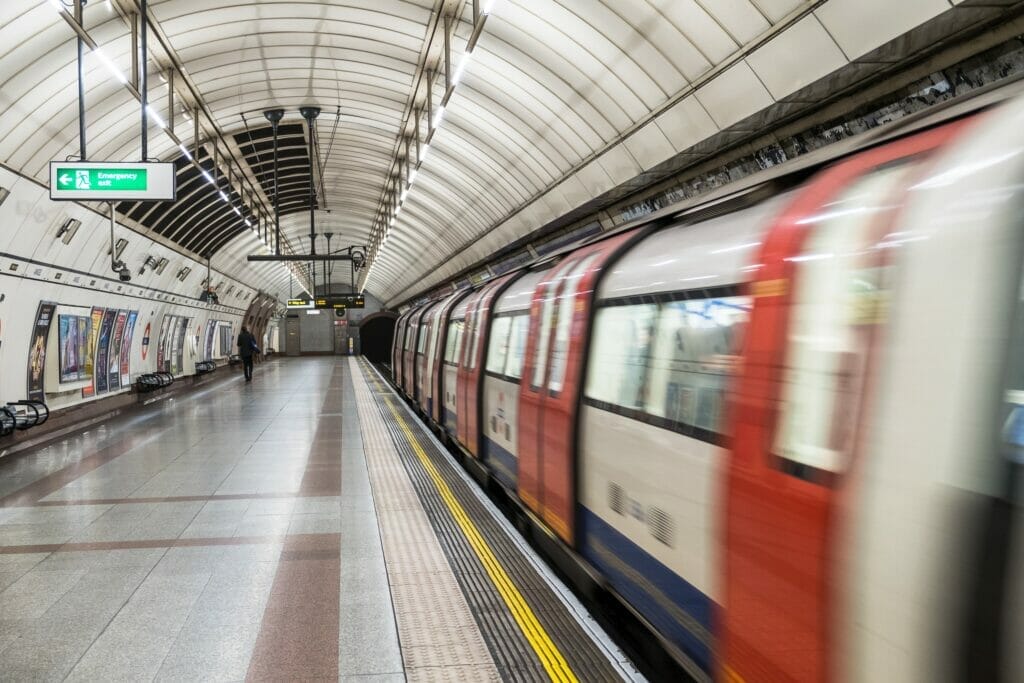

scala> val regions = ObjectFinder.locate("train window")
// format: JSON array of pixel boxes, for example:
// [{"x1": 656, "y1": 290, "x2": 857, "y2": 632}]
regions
[
  {"x1": 427, "y1": 312, "x2": 443, "y2": 368},
  {"x1": 444, "y1": 319, "x2": 464, "y2": 364},
  {"x1": 467, "y1": 309, "x2": 481, "y2": 370},
  {"x1": 505, "y1": 314, "x2": 529, "y2": 380},
  {"x1": 531, "y1": 280, "x2": 559, "y2": 390},
  {"x1": 773, "y1": 167, "x2": 904, "y2": 480},
  {"x1": 404, "y1": 324, "x2": 414, "y2": 352},
  {"x1": 548, "y1": 255, "x2": 599, "y2": 394},
  {"x1": 645, "y1": 295, "x2": 749, "y2": 435},
  {"x1": 417, "y1": 323, "x2": 429, "y2": 354},
  {"x1": 585, "y1": 304, "x2": 657, "y2": 410},
  {"x1": 487, "y1": 315, "x2": 512, "y2": 375}
]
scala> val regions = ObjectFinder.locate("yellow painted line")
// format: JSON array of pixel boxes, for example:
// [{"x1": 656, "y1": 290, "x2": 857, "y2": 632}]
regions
[{"x1": 362, "y1": 364, "x2": 579, "y2": 683}]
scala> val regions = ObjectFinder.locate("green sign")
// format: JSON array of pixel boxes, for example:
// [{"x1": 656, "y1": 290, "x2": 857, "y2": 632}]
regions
[
  {"x1": 55, "y1": 167, "x2": 148, "y2": 192},
  {"x1": 49, "y1": 161, "x2": 176, "y2": 201}
]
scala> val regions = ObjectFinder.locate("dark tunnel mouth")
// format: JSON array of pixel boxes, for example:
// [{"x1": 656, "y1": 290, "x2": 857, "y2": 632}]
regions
[{"x1": 359, "y1": 314, "x2": 396, "y2": 364}]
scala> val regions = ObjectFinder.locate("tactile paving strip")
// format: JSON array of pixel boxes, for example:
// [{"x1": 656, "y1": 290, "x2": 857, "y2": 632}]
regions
[
  {"x1": 351, "y1": 360, "x2": 501, "y2": 682},
  {"x1": 354, "y1": 358, "x2": 629, "y2": 682}
]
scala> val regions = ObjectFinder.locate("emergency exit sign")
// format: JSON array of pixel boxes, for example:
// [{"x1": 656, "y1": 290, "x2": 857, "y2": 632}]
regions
[{"x1": 49, "y1": 161, "x2": 176, "y2": 201}]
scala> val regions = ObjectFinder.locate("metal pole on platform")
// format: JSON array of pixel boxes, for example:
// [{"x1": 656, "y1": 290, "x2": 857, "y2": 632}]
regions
[{"x1": 263, "y1": 109, "x2": 284, "y2": 255}]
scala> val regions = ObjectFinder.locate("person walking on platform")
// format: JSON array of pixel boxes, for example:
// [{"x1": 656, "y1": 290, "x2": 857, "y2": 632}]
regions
[{"x1": 237, "y1": 325, "x2": 260, "y2": 382}]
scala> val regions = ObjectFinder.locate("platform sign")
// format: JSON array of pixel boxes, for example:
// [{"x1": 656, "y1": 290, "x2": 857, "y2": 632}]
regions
[
  {"x1": 49, "y1": 161, "x2": 177, "y2": 201},
  {"x1": 287, "y1": 296, "x2": 364, "y2": 310}
]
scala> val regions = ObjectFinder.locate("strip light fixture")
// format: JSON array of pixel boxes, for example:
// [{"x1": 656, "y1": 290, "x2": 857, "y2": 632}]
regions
[
  {"x1": 361, "y1": 0, "x2": 501, "y2": 293},
  {"x1": 47, "y1": 0, "x2": 281, "y2": 259}
]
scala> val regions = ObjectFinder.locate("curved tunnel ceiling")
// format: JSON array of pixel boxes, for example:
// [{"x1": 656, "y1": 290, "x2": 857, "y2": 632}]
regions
[{"x1": 0, "y1": 0, "x2": 988, "y2": 305}]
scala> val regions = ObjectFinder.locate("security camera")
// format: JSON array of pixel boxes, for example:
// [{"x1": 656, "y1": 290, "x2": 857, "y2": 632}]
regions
[{"x1": 119, "y1": 266, "x2": 131, "y2": 282}]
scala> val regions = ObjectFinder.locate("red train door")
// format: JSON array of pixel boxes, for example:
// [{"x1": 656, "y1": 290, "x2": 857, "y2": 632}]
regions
[
  {"x1": 518, "y1": 231, "x2": 639, "y2": 544},
  {"x1": 392, "y1": 313, "x2": 407, "y2": 386},
  {"x1": 721, "y1": 123, "x2": 965, "y2": 683},
  {"x1": 416, "y1": 312, "x2": 432, "y2": 410},
  {"x1": 402, "y1": 307, "x2": 425, "y2": 396},
  {"x1": 431, "y1": 291, "x2": 470, "y2": 424},
  {"x1": 455, "y1": 289, "x2": 486, "y2": 450},
  {"x1": 456, "y1": 276, "x2": 515, "y2": 457}
]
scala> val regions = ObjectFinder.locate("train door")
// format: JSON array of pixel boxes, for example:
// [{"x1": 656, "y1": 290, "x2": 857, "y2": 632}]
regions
[
  {"x1": 402, "y1": 310, "x2": 422, "y2": 396},
  {"x1": 721, "y1": 124, "x2": 962, "y2": 683},
  {"x1": 455, "y1": 289, "x2": 487, "y2": 452},
  {"x1": 431, "y1": 290, "x2": 471, "y2": 425},
  {"x1": 392, "y1": 313, "x2": 407, "y2": 386},
  {"x1": 518, "y1": 231, "x2": 639, "y2": 543},
  {"x1": 454, "y1": 275, "x2": 516, "y2": 458},
  {"x1": 414, "y1": 302, "x2": 437, "y2": 404},
  {"x1": 442, "y1": 297, "x2": 473, "y2": 435}
]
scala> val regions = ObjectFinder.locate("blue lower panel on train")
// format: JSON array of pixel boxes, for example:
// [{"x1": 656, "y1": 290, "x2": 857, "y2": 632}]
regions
[
  {"x1": 579, "y1": 507, "x2": 714, "y2": 673},
  {"x1": 483, "y1": 437, "x2": 517, "y2": 490},
  {"x1": 444, "y1": 408, "x2": 457, "y2": 432}
]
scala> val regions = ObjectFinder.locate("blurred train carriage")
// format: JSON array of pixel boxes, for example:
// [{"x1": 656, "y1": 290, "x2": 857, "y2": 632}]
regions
[{"x1": 390, "y1": 91, "x2": 1024, "y2": 681}]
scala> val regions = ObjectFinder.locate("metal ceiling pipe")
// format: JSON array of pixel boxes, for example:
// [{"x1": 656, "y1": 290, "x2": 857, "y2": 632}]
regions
[
  {"x1": 75, "y1": 0, "x2": 85, "y2": 161},
  {"x1": 263, "y1": 109, "x2": 284, "y2": 255},
  {"x1": 299, "y1": 105, "x2": 320, "y2": 288},
  {"x1": 140, "y1": 0, "x2": 148, "y2": 160}
]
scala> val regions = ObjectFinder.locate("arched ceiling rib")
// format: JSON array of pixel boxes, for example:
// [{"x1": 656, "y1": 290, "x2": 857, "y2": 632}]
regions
[{"x1": 0, "y1": 0, "x2": 1006, "y2": 305}]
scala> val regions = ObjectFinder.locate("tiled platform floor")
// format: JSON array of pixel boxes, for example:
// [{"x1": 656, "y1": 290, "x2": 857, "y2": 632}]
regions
[{"x1": 0, "y1": 358, "x2": 630, "y2": 682}]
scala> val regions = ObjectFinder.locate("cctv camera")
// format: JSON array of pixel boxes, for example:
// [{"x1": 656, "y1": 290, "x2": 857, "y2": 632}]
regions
[{"x1": 119, "y1": 267, "x2": 131, "y2": 282}]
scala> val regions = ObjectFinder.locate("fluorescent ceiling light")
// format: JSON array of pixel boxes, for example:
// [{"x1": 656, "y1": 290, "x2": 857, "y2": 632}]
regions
[
  {"x1": 145, "y1": 105, "x2": 166, "y2": 129},
  {"x1": 92, "y1": 48, "x2": 128, "y2": 84},
  {"x1": 452, "y1": 53, "x2": 471, "y2": 85}
]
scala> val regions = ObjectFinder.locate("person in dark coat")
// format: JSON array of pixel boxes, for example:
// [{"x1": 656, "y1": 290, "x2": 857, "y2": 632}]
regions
[{"x1": 237, "y1": 325, "x2": 260, "y2": 382}]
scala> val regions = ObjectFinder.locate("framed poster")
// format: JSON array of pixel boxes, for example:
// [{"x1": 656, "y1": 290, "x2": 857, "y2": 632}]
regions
[
  {"x1": 58, "y1": 315, "x2": 80, "y2": 383},
  {"x1": 204, "y1": 320, "x2": 216, "y2": 361},
  {"x1": 108, "y1": 310, "x2": 127, "y2": 391},
  {"x1": 173, "y1": 317, "x2": 188, "y2": 375},
  {"x1": 27, "y1": 302, "x2": 56, "y2": 401},
  {"x1": 82, "y1": 307, "x2": 104, "y2": 397},
  {"x1": 157, "y1": 315, "x2": 171, "y2": 372},
  {"x1": 120, "y1": 311, "x2": 138, "y2": 386},
  {"x1": 77, "y1": 316, "x2": 89, "y2": 381},
  {"x1": 94, "y1": 309, "x2": 116, "y2": 395}
]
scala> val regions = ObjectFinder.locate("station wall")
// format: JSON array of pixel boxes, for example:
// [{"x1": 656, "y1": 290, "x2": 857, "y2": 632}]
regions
[{"x1": 0, "y1": 167, "x2": 261, "y2": 411}]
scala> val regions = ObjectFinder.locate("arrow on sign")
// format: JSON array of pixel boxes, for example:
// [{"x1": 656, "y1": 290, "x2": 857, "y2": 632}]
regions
[{"x1": 58, "y1": 173, "x2": 72, "y2": 187}]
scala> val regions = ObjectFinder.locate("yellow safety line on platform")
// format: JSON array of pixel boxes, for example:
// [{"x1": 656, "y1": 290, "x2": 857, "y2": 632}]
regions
[{"x1": 363, "y1": 365, "x2": 579, "y2": 683}]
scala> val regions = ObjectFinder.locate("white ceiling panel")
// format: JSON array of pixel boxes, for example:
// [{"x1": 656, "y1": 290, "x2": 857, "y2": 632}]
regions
[
  {"x1": 746, "y1": 14, "x2": 848, "y2": 100},
  {"x1": 0, "y1": 0, "x2": 963, "y2": 305},
  {"x1": 815, "y1": 0, "x2": 952, "y2": 61},
  {"x1": 694, "y1": 61, "x2": 776, "y2": 130}
]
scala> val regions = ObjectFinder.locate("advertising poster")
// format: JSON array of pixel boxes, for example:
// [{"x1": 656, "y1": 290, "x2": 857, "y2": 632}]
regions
[
  {"x1": 204, "y1": 320, "x2": 216, "y2": 361},
  {"x1": 157, "y1": 315, "x2": 171, "y2": 372},
  {"x1": 173, "y1": 317, "x2": 188, "y2": 374},
  {"x1": 219, "y1": 324, "x2": 233, "y2": 357},
  {"x1": 94, "y1": 309, "x2": 116, "y2": 395},
  {"x1": 27, "y1": 302, "x2": 56, "y2": 401},
  {"x1": 120, "y1": 310, "x2": 138, "y2": 386},
  {"x1": 82, "y1": 307, "x2": 104, "y2": 397},
  {"x1": 58, "y1": 316, "x2": 79, "y2": 383},
  {"x1": 77, "y1": 317, "x2": 89, "y2": 381},
  {"x1": 108, "y1": 310, "x2": 127, "y2": 391}
]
